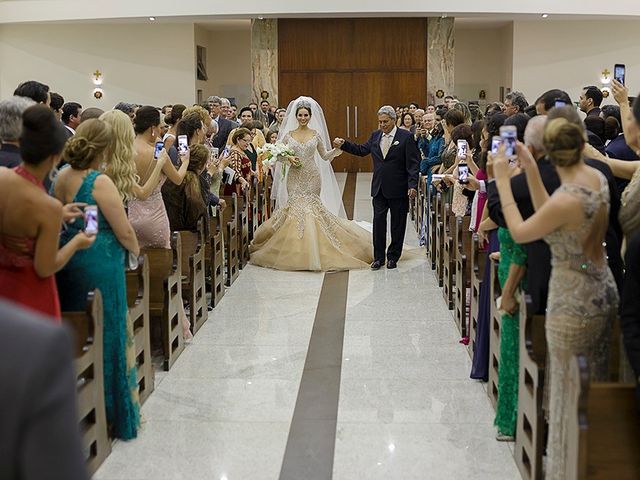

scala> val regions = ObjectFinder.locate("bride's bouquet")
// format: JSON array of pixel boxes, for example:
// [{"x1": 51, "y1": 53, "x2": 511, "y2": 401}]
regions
[{"x1": 258, "y1": 142, "x2": 298, "y2": 178}]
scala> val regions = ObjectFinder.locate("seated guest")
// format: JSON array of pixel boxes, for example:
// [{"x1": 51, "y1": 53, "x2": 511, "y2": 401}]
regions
[
  {"x1": 53, "y1": 119, "x2": 141, "y2": 440},
  {"x1": 493, "y1": 117, "x2": 618, "y2": 478},
  {"x1": 49, "y1": 92, "x2": 64, "y2": 121},
  {"x1": 0, "y1": 95, "x2": 35, "y2": 168},
  {"x1": 163, "y1": 144, "x2": 210, "y2": 231},
  {"x1": 13, "y1": 80, "x2": 50, "y2": 106},
  {"x1": 0, "y1": 299, "x2": 88, "y2": 480},
  {"x1": 61, "y1": 102, "x2": 82, "y2": 138},
  {"x1": 79, "y1": 107, "x2": 104, "y2": 124},
  {"x1": 0, "y1": 105, "x2": 92, "y2": 320}
]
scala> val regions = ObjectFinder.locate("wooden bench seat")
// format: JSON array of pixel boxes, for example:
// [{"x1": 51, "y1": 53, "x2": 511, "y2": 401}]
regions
[
  {"x1": 236, "y1": 193, "x2": 250, "y2": 269},
  {"x1": 468, "y1": 234, "x2": 487, "y2": 358},
  {"x1": 488, "y1": 256, "x2": 502, "y2": 409},
  {"x1": 142, "y1": 232, "x2": 185, "y2": 371},
  {"x1": 62, "y1": 290, "x2": 111, "y2": 476},
  {"x1": 454, "y1": 216, "x2": 472, "y2": 337},
  {"x1": 428, "y1": 189, "x2": 439, "y2": 269},
  {"x1": 442, "y1": 208, "x2": 456, "y2": 310},
  {"x1": 220, "y1": 194, "x2": 239, "y2": 286},
  {"x1": 435, "y1": 198, "x2": 448, "y2": 288},
  {"x1": 206, "y1": 213, "x2": 225, "y2": 307},
  {"x1": 125, "y1": 256, "x2": 154, "y2": 405},
  {"x1": 178, "y1": 219, "x2": 207, "y2": 335}
]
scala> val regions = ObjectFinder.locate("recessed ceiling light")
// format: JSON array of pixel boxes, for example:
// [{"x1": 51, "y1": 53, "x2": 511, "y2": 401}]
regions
[
  {"x1": 258, "y1": 16, "x2": 264, "y2": 20},
  {"x1": 541, "y1": 13, "x2": 549, "y2": 18},
  {"x1": 149, "y1": 16, "x2": 156, "y2": 21},
  {"x1": 441, "y1": 14, "x2": 448, "y2": 18}
]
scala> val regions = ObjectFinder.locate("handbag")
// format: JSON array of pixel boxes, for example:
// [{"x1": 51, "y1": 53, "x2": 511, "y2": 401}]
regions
[{"x1": 619, "y1": 167, "x2": 640, "y2": 238}]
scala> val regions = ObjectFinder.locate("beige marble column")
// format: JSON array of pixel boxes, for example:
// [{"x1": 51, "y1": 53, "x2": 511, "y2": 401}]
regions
[
  {"x1": 251, "y1": 19, "x2": 278, "y2": 106},
  {"x1": 427, "y1": 17, "x2": 455, "y2": 105}
]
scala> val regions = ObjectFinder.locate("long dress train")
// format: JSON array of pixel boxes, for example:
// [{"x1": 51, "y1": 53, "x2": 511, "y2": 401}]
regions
[{"x1": 250, "y1": 132, "x2": 373, "y2": 271}]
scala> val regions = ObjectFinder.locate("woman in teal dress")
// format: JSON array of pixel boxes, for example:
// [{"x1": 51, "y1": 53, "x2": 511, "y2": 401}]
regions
[
  {"x1": 494, "y1": 226, "x2": 527, "y2": 440},
  {"x1": 53, "y1": 119, "x2": 141, "y2": 440}
]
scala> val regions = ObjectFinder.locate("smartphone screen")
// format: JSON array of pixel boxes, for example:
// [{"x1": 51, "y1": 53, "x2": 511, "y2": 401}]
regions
[
  {"x1": 614, "y1": 64, "x2": 626, "y2": 85},
  {"x1": 457, "y1": 139, "x2": 468, "y2": 158},
  {"x1": 177, "y1": 135, "x2": 189, "y2": 155},
  {"x1": 554, "y1": 100, "x2": 566, "y2": 108},
  {"x1": 500, "y1": 126, "x2": 517, "y2": 158},
  {"x1": 154, "y1": 141, "x2": 164, "y2": 160},
  {"x1": 491, "y1": 136, "x2": 501, "y2": 155},
  {"x1": 84, "y1": 206, "x2": 98, "y2": 235},
  {"x1": 211, "y1": 147, "x2": 219, "y2": 159},
  {"x1": 458, "y1": 163, "x2": 469, "y2": 184}
]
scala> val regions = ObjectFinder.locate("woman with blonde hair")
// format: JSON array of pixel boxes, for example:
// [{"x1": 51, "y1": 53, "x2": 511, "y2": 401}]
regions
[
  {"x1": 493, "y1": 118, "x2": 618, "y2": 478},
  {"x1": 53, "y1": 118, "x2": 141, "y2": 440},
  {"x1": 100, "y1": 109, "x2": 166, "y2": 202}
]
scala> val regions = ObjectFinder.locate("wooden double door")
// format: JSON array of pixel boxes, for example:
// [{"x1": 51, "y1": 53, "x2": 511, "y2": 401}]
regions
[{"x1": 278, "y1": 18, "x2": 427, "y2": 172}]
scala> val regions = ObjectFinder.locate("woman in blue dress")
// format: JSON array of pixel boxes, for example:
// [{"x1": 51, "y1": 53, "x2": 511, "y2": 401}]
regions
[{"x1": 53, "y1": 119, "x2": 141, "y2": 440}]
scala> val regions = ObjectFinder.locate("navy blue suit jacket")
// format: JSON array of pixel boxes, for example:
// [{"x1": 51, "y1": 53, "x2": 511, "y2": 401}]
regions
[{"x1": 341, "y1": 128, "x2": 420, "y2": 199}]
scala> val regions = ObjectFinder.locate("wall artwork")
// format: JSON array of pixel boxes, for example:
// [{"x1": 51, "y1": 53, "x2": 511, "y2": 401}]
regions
[{"x1": 197, "y1": 45, "x2": 208, "y2": 81}]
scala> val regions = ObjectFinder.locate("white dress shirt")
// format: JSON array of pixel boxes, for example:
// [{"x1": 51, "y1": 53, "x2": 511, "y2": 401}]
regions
[{"x1": 380, "y1": 126, "x2": 397, "y2": 157}]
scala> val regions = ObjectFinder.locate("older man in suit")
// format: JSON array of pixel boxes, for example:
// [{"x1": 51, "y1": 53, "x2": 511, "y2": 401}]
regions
[
  {"x1": 209, "y1": 96, "x2": 238, "y2": 150},
  {"x1": 0, "y1": 300, "x2": 88, "y2": 480},
  {"x1": 335, "y1": 105, "x2": 420, "y2": 269}
]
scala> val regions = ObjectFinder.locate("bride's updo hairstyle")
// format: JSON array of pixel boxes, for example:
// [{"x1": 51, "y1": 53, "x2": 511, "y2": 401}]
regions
[
  {"x1": 295, "y1": 101, "x2": 313, "y2": 117},
  {"x1": 543, "y1": 118, "x2": 585, "y2": 167},
  {"x1": 231, "y1": 127, "x2": 251, "y2": 145},
  {"x1": 63, "y1": 119, "x2": 113, "y2": 170}
]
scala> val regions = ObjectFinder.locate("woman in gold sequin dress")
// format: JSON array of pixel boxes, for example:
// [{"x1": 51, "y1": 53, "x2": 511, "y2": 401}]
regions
[{"x1": 250, "y1": 97, "x2": 373, "y2": 271}]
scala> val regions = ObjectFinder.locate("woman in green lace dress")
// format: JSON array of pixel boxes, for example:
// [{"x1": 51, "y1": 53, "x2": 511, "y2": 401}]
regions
[
  {"x1": 53, "y1": 119, "x2": 141, "y2": 440},
  {"x1": 494, "y1": 226, "x2": 527, "y2": 440}
]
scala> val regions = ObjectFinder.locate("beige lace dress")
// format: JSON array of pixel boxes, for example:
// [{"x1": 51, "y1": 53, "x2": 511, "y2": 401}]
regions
[
  {"x1": 544, "y1": 172, "x2": 619, "y2": 479},
  {"x1": 250, "y1": 132, "x2": 373, "y2": 271}
]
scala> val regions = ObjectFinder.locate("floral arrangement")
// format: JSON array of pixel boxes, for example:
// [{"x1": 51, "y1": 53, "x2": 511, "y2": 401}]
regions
[{"x1": 258, "y1": 142, "x2": 298, "y2": 177}]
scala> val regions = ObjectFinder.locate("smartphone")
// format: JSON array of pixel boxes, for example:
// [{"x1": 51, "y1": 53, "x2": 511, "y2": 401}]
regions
[
  {"x1": 500, "y1": 125, "x2": 517, "y2": 159},
  {"x1": 153, "y1": 141, "x2": 164, "y2": 160},
  {"x1": 458, "y1": 163, "x2": 469, "y2": 184},
  {"x1": 457, "y1": 139, "x2": 468, "y2": 158},
  {"x1": 491, "y1": 136, "x2": 502, "y2": 155},
  {"x1": 614, "y1": 64, "x2": 626, "y2": 85},
  {"x1": 177, "y1": 135, "x2": 189, "y2": 155},
  {"x1": 211, "y1": 147, "x2": 219, "y2": 159},
  {"x1": 84, "y1": 206, "x2": 98, "y2": 235},
  {"x1": 554, "y1": 99, "x2": 566, "y2": 108}
]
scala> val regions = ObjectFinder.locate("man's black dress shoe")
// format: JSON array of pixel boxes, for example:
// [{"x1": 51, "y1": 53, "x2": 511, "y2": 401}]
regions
[
  {"x1": 387, "y1": 259, "x2": 397, "y2": 269},
  {"x1": 371, "y1": 260, "x2": 383, "y2": 270}
]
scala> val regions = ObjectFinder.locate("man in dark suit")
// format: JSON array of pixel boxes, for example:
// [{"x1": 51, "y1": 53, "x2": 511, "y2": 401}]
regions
[
  {"x1": 487, "y1": 107, "x2": 623, "y2": 315},
  {"x1": 335, "y1": 105, "x2": 420, "y2": 269},
  {"x1": 0, "y1": 300, "x2": 88, "y2": 480},
  {"x1": 209, "y1": 96, "x2": 238, "y2": 150},
  {"x1": 579, "y1": 85, "x2": 603, "y2": 117},
  {"x1": 61, "y1": 102, "x2": 82, "y2": 139}
]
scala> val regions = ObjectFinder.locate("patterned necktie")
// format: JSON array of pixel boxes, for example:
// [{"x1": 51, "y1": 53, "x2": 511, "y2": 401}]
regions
[{"x1": 382, "y1": 134, "x2": 391, "y2": 158}]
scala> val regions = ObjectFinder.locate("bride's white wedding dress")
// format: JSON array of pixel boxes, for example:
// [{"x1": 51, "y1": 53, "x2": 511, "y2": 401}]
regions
[{"x1": 250, "y1": 131, "x2": 373, "y2": 271}]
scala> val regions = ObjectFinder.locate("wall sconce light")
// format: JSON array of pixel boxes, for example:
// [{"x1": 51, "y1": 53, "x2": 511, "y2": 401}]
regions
[
  {"x1": 92, "y1": 70, "x2": 104, "y2": 99},
  {"x1": 93, "y1": 88, "x2": 103, "y2": 99}
]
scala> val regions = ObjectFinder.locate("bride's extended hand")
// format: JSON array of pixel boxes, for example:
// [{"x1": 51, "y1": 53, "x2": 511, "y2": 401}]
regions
[{"x1": 288, "y1": 156, "x2": 302, "y2": 167}]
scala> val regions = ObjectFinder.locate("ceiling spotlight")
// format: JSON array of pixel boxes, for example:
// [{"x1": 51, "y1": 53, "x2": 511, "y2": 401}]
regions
[
  {"x1": 149, "y1": 16, "x2": 156, "y2": 21},
  {"x1": 541, "y1": 13, "x2": 549, "y2": 18},
  {"x1": 258, "y1": 16, "x2": 264, "y2": 20},
  {"x1": 441, "y1": 14, "x2": 448, "y2": 18}
]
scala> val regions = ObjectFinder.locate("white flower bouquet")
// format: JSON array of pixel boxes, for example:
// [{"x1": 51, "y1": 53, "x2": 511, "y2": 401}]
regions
[{"x1": 258, "y1": 142, "x2": 298, "y2": 178}]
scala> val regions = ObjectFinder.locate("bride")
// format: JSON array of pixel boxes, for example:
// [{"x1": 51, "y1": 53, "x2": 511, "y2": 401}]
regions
[{"x1": 250, "y1": 96, "x2": 373, "y2": 271}]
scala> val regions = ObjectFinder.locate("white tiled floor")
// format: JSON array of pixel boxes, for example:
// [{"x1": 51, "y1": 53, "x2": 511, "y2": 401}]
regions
[{"x1": 94, "y1": 173, "x2": 519, "y2": 480}]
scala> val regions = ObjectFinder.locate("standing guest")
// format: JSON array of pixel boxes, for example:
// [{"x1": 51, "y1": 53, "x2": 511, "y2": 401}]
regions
[
  {"x1": 161, "y1": 104, "x2": 173, "y2": 117},
  {"x1": 61, "y1": 102, "x2": 82, "y2": 138},
  {"x1": 129, "y1": 106, "x2": 192, "y2": 340},
  {"x1": 0, "y1": 300, "x2": 89, "y2": 480},
  {"x1": 53, "y1": 119, "x2": 141, "y2": 440},
  {"x1": 426, "y1": 104, "x2": 435, "y2": 114},
  {"x1": 503, "y1": 91, "x2": 528, "y2": 117},
  {"x1": 399, "y1": 113, "x2": 415, "y2": 132},
  {"x1": 210, "y1": 96, "x2": 237, "y2": 150},
  {"x1": 444, "y1": 95, "x2": 455, "y2": 109},
  {"x1": 0, "y1": 105, "x2": 92, "y2": 321},
  {"x1": 14, "y1": 80, "x2": 50, "y2": 106},
  {"x1": 238, "y1": 106, "x2": 255, "y2": 125},
  {"x1": 114, "y1": 102, "x2": 136, "y2": 123},
  {"x1": 269, "y1": 108, "x2": 286, "y2": 132},
  {"x1": 257, "y1": 99, "x2": 274, "y2": 126},
  {"x1": 534, "y1": 89, "x2": 572, "y2": 115},
  {"x1": 221, "y1": 97, "x2": 236, "y2": 121},
  {"x1": 163, "y1": 103, "x2": 187, "y2": 152},
  {"x1": 602, "y1": 104, "x2": 639, "y2": 192},
  {"x1": 266, "y1": 129, "x2": 278, "y2": 144},
  {"x1": 579, "y1": 85, "x2": 604, "y2": 117},
  {"x1": 248, "y1": 102, "x2": 259, "y2": 117},
  {"x1": 49, "y1": 92, "x2": 64, "y2": 121},
  {"x1": 485, "y1": 102, "x2": 504, "y2": 118},
  {"x1": 230, "y1": 104, "x2": 238, "y2": 122},
  {"x1": 222, "y1": 128, "x2": 252, "y2": 196},
  {"x1": 79, "y1": 107, "x2": 104, "y2": 124},
  {"x1": 0, "y1": 96, "x2": 35, "y2": 168},
  {"x1": 410, "y1": 108, "x2": 425, "y2": 135},
  {"x1": 493, "y1": 119, "x2": 618, "y2": 478}
]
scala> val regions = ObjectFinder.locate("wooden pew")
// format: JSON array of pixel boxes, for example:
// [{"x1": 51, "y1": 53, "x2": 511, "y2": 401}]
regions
[
  {"x1": 428, "y1": 189, "x2": 440, "y2": 270},
  {"x1": 220, "y1": 194, "x2": 239, "y2": 287},
  {"x1": 454, "y1": 216, "x2": 472, "y2": 337},
  {"x1": 142, "y1": 232, "x2": 185, "y2": 371},
  {"x1": 515, "y1": 296, "x2": 547, "y2": 480},
  {"x1": 567, "y1": 355, "x2": 640, "y2": 479},
  {"x1": 262, "y1": 174, "x2": 273, "y2": 221},
  {"x1": 62, "y1": 290, "x2": 111, "y2": 476},
  {"x1": 206, "y1": 213, "x2": 225, "y2": 307},
  {"x1": 179, "y1": 219, "x2": 207, "y2": 335},
  {"x1": 249, "y1": 177, "x2": 260, "y2": 239},
  {"x1": 434, "y1": 198, "x2": 448, "y2": 288},
  {"x1": 488, "y1": 256, "x2": 502, "y2": 409},
  {"x1": 468, "y1": 234, "x2": 487, "y2": 357},
  {"x1": 236, "y1": 193, "x2": 250, "y2": 268},
  {"x1": 125, "y1": 256, "x2": 154, "y2": 405},
  {"x1": 442, "y1": 207, "x2": 456, "y2": 310}
]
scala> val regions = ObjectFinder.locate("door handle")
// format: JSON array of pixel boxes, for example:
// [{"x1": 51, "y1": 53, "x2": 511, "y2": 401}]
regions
[
  {"x1": 354, "y1": 106, "x2": 358, "y2": 138},
  {"x1": 346, "y1": 106, "x2": 350, "y2": 138}
]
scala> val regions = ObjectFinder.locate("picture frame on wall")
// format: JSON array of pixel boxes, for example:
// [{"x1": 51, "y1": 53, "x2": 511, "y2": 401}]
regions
[{"x1": 197, "y1": 45, "x2": 208, "y2": 81}]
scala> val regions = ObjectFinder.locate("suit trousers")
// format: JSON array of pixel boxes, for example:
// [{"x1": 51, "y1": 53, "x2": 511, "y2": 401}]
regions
[{"x1": 372, "y1": 194, "x2": 409, "y2": 262}]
